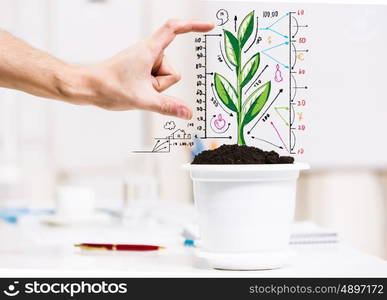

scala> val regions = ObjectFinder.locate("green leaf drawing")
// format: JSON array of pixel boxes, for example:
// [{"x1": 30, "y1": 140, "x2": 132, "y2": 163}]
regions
[
  {"x1": 240, "y1": 52, "x2": 260, "y2": 88},
  {"x1": 216, "y1": 10, "x2": 271, "y2": 145},
  {"x1": 223, "y1": 30, "x2": 240, "y2": 67},
  {"x1": 241, "y1": 80, "x2": 267, "y2": 114},
  {"x1": 238, "y1": 11, "x2": 254, "y2": 49},
  {"x1": 214, "y1": 73, "x2": 238, "y2": 113},
  {"x1": 242, "y1": 81, "x2": 271, "y2": 126}
]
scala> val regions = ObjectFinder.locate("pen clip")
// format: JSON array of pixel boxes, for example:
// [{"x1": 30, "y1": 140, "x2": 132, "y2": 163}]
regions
[{"x1": 74, "y1": 244, "x2": 110, "y2": 250}]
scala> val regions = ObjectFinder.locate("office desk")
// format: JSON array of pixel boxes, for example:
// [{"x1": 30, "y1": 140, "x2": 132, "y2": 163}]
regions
[{"x1": 0, "y1": 221, "x2": 386, "y2": 277}]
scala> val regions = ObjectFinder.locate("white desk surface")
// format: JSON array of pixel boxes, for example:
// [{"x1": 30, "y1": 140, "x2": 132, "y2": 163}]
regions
[{"x1": 0, "y1": 219, "x2": 386, "y2": 277}]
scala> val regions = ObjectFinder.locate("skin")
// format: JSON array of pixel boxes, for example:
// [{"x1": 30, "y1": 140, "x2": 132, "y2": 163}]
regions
[{"x1": 0, "y1": 19, "x2": 214, "y2": 120}]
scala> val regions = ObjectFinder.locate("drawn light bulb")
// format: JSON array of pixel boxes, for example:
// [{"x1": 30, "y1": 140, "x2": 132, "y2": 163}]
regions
[
  {"x1": 274, "y1": 64, "x2": 283, "y2": 82},
  {"x1": 216, "y1": 9, "x2": 229, "y2": 26}
]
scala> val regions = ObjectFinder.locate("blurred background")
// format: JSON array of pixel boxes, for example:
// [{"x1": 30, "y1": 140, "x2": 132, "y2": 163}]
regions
[{"x1": 0, "y1": 0, "x2": 386, "y2": 263}]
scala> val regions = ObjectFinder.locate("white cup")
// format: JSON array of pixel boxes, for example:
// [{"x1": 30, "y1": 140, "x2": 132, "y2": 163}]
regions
[{"x1": 55, "y1": 186, "x2": 95, "y2": 219}]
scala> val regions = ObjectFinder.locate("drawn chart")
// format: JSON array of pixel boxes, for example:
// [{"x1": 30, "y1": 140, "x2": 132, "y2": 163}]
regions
[
  {"x1": 134, "y1": 1, "x2": 309, "y2": 157},
  {"x1": 194, "y1": 2, "x2": 310, "y2": 155},
  {"x1": 133, "y1": 123, "x2": 193, "y2": 153}
]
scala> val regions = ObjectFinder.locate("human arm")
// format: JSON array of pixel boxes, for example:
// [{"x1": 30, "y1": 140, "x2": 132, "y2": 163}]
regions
[{"x1": 0, "y1": 19, "x2": 214, "y2": 119}]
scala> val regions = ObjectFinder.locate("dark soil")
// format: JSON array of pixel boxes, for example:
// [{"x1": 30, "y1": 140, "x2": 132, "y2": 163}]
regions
[{"x1": 191, "y1": 144, "x2": 294, "y2": 165}]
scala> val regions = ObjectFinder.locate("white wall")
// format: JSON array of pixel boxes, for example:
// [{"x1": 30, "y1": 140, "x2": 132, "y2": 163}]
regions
[
  {"x1": 48, "y1": 0, "x2": 144, "y2": 168},
  {"x1": 141, "y1": 0, "x2": 200, "y2": 203},
  {"x1": 0, "y1": 0, "x2": 386, "y2": 260},
  {"x1": 0, "y1": 0, "x2": 147, "y2": 205},
  {"x1": 0, "y1": 0, "x2": 53, "y2": 204}
]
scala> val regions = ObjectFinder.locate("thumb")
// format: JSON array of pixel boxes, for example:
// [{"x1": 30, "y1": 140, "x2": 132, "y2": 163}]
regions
[{"x1": 148, "y1": 93, "x2": 192, "y2": 120}]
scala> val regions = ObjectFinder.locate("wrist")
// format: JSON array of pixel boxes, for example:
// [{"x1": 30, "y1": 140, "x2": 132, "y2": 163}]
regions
[{"x1": 55, "y1": 64, "x2": 98, "y2": 105}]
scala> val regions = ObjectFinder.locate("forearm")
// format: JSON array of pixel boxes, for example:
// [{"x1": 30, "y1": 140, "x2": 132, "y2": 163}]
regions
[
  {"x1": 0, "y1": 30, "x2": 94, "y2": 104},
  {"x1": 0, "y1": 20, "x2": 213, "y2": 118}
]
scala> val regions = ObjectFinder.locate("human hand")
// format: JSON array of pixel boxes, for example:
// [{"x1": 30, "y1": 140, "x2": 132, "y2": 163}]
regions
[{"x1": 83, "y1": 19, "x2": 214, "y2": 119}]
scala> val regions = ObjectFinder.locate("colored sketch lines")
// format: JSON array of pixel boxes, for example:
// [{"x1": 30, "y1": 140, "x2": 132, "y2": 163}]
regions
[{"x1": 260, "y1": 13, "x2": 290, "y2": 69}]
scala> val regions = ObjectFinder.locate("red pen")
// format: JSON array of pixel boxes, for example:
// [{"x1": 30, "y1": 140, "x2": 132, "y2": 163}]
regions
[{"x1": 74, "y1": 243, "x2": 165, "y2": 251}]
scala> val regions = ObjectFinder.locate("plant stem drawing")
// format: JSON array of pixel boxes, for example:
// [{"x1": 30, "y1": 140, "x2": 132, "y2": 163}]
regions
[{"x1": 214, "y1": 11, "x2": 271, "y2": 145}]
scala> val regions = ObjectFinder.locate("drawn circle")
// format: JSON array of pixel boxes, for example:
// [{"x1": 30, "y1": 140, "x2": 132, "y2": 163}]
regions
[{"x1": 210, "y1": 114, "x2": 230, "y2": 134}]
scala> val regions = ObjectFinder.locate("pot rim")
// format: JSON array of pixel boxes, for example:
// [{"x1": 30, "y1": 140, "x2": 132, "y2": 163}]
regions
[{"x1": 183, "y1": 162, "x2": 310, "y2": 172}]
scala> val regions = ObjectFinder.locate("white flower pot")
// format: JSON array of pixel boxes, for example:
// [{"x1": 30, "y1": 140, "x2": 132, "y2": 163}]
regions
[{"x1": 185, "y1": 163, "x2": 309, "y2": 270}]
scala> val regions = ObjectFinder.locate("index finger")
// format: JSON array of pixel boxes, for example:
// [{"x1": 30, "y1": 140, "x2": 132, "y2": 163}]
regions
[{"x1": 148, "y1": 19, "x2": 214, "y2": 51}]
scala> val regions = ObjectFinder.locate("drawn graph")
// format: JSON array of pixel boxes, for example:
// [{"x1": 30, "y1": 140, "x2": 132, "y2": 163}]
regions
[
  {"x1": 193, "y1": 3, "x2": 310, "y2": 155},
  {"x1": 133, "y1": 2, "x2": 309, "y2": 157},
  {"x1": 133, "y1": 128, "x2": 192, "y2": 153}
]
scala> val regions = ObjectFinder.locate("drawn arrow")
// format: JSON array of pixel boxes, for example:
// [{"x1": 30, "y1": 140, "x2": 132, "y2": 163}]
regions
[
  {"x1": 291, "y1": 43, "x2": 297, "y2": 69},
  {"x1": 244, "y1": 17, "x2": 259, "y2": 53},
  {"x1": 204, "y1": 34, "x2": 222, "y2": 37},
  {"x1": 234, "y1": 16, "x2": 237, "y2": 32},
  {"x1": 274, "y1": 106, "x2": 289, "y2": 126},
  {"x1": 247, "y1": 88, "x2": 283, "y2": 134},
  {"x1": 259, "y1": 13, "x2": 289, "y2": 39},
  {"x1": 219, "y1": 41, "x2": 233, "y2": 71},
  {"x1": 265, "y1": 12, "x2": 289, "y2": 29},
  {"x1": 251, "y1": 136, "x2": 283, "y2": 149},
  {"x1": 291, "y1": 15, "x2": 299, "y2": 38},
  {"x1": 261, "y1": 41, "x2": 289, "y2": 53},
  {"x1": 152, "y1": 140, "x2": 161, "y2": 152},
  {"x1": 262, "y1": 52, "x2": 289, "y2": 69},
  {"x1": 153, "y1": 140, "x2": 169, "y2": 152},
  {"x1": 270, "y1": 121, "x2": 289, "y2": 153},
  {"x1": 211, "y1": 83, "x2": 233, "y2": 116},
  {"x1": 260, "y1": 41, "x2": 290, "y2": 69},
  {"x1": 291, "y1": 130, "x2": 297, "y2": 151},
  {"x1": 153, "y1": 146, "x2": 168, "y2": 153},
  {"x1": 245, "y1": 65, "x2": 269, "y2": 95},
  {"x1": 260, "y1": 27, "x2": 288, "y2": 39},
  {"x1": 290, "y1": 103, "x2": 296, "y2": 126}
]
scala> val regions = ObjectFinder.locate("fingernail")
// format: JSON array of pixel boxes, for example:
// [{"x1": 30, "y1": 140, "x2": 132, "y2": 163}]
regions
[{"x1": 177, "y1": 107, "x2": 191, "y2": 119}]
